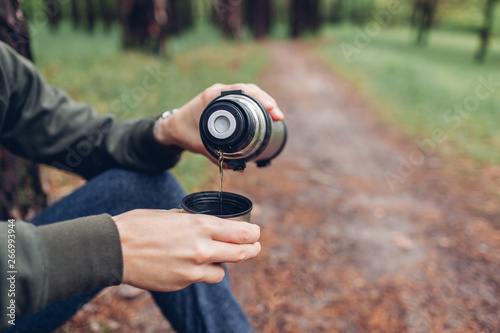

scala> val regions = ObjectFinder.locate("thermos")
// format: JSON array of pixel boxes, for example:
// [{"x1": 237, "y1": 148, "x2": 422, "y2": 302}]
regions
[{"x1": 199, "y1": 90, "x2": 287, "y2": 171}]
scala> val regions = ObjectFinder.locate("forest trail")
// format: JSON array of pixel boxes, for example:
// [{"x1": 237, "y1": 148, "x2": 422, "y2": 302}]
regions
[
  {"x1": 227, "y1": 41, "x2": 500, "y2": 333},
  {"x1": 58, "y1": 41, "x2": 500, "y2": 333}
]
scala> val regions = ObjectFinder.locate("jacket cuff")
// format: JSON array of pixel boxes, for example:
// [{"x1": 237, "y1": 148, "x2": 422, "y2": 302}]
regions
[
  {"x1": 135, "y1": 115, "x2": 184, "y2": 170},
  {"x1": 38, "y1": 214, "x2": 123, "y2": 304},
  {"x1": 0, "y1": 221, "x2": 48, "y2": 320}
]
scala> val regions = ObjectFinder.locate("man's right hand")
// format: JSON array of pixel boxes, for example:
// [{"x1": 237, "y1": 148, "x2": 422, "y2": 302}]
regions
[
  {"x1": 112, "y1": 209, "x2": 261, "y2": 292},
  {"x1": 154, "y1": 83, "x2": 285, "y2": 163}
]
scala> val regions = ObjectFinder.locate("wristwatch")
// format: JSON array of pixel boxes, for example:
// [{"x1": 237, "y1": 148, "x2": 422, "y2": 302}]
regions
[{"x1": 153, "y1": 108, "x2": 178, "y2": 137}]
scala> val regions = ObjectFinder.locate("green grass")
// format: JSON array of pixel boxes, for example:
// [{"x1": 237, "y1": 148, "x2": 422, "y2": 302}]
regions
[
  {"x1": 320, "y1": 25, "x2": 500, "y2": 164},
  {"x1": 32, "y1": 22, "x2": 269, "y2": 191}
]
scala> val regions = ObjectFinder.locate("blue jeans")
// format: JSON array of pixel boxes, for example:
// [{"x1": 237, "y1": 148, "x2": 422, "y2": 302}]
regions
[{"x1": 3, "y1": 169, "x2": 252, "y2": 333}]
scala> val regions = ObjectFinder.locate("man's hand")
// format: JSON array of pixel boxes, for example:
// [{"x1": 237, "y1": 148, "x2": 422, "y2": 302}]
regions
[
  {"x1": 154, "y1": 83, "x2": 285, "y2": 161},
  {"x1": 112, "y1": 209, "x2": 261, "y2": 292}
]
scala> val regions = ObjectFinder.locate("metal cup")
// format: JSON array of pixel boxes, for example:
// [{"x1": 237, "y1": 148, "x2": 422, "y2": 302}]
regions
[{"x1": 181, "y1": 191, "x2": 253, "y2": 222}]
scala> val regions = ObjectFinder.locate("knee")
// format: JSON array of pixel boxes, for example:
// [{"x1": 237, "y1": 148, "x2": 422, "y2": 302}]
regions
[{"x1": 90, "y1": 169, "x2": 185, "y2": 211}]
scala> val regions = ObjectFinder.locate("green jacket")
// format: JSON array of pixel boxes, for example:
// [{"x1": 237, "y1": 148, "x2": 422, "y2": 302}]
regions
[{"x1": 0, "y1": 41, "x2": 183, "y2": 329}]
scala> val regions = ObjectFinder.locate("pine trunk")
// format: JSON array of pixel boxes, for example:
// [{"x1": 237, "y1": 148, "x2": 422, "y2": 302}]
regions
[
  {"x1": 291, "y1": 0, "x2": 319, "y2": 37},
  {"x1": 414, "y1": 0, "x2": 438, "y2": 46},
  {"x1": 71, "y1": 0, "x2": 80, "y2": 28},
  {"x1": 330, "y1": 0, "x2": 344, "y2": 24},
  {"x1": 246, "y1": 0, "x2": 271, "y2": 39},
  {"x1": 120, "y1": 0, "x2": 170, "y2": 53},
  {"x1": 169, "y1": 0, "x2": 193, "y2": 35},
  {"x1": 475, "y1": 0, "x2": 496, "y2": 63},
  {"x1": 99, "y1": 0, "x2": 114, "y2": 32},
  {"x1": 214, "y1": 0, "x2": 243, "y2": 39},
  {"x1": 0, "y1": 0, "x2": 47, "y2": 221},
  {"x1": 291, "y1": 0, "x2": 305, "y2": 38},
  {"x1": 44, "y1": 0, "x2": 62, "y2": 30},
  {"x1": 86, "y1": 0, "x2": 95, "y2": 32}
]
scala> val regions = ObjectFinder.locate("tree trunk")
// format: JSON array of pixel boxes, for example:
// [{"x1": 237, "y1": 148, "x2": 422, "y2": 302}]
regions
[
  {"x1": 330, "y1": 0, "x2": 344, "y2": 24},
  {"x1": 246, "y1": 0, "x2": 271, "y2": 39},
  {"x1": 120, "y1": 0, "x2": 170, "y2": 53},
  {"x1": 413, "y1": 0, "x2": 438, "y2": 46},
  {"x1": 44, "y1": 0, "x2": 62, "y2": 30},
  {"x1": 475, "y1": 0, "x2": 497, "y2": 63},
  {"x1": 99, "y1": 0, "x2": 114, "y2": 32},
  {"x1": 167, "y1": 0, "x2": 180, "y2": 35},
  {"x1": 290, "y1": 0, "x2": 305, "y2": 38},
  {"x1": 170, "y1": 0, "x2": 193, "y2": 34},
  {"x1": 86, "y1": 0, "x2": 95, "y2": 32},
  {"x1": 213, "y1": 0, "x2": 243, "y2": 39},
  {"x1": 70, "y1": 0, "x2": 80, "y2": 28},
  {"x1": 290, "y1": 0, "x2": 320, "y2": 38},
  {"x1": 307, "y1": 0, "x2": 320, "y2": 33},
  {"x1": 0, "y1": 0, "x2": 46, "y2": 221}
]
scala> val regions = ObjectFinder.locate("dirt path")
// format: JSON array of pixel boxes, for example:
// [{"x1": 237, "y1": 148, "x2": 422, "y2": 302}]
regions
[
  {"x1": 58, "y1": 41, "x2": 500, "y2": 333},
  {"x1": 224, "y1": 41, "x2": 500, "y2": 333}
]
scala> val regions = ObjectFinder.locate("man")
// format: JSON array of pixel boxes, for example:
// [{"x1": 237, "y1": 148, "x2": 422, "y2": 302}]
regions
[{"x1": 0, "y1": 40, "x2": 284, "y2": 332}]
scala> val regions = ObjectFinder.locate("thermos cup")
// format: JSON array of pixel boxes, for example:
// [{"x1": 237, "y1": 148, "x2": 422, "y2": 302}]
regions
[
  {"x1": 181, "y1": 191, "x2": 253, "y2": 222},
  {"x1": 199, "y1": 90, "x2": 287, "y2": 171}
]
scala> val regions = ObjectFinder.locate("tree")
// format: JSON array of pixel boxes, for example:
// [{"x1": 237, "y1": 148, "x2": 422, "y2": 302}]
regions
[
  {"x1": 99, "y1": 0, "x2": 115, "y2": 32},
  {"x1": 0, "y1": 0, "x2": 46, "y2": 221},
  {"x1": 86, "y1": 0, "x2": 95, "y2": 32},
  {"x1": 330, "y1": 0, "x2": 345, "y2": 24},
  {"x1": 411, "y1": 0, "x2": 439, "y2": 46},
  {"x1": 290, "y1": 0, "x2": 321, "y2": 38},
  {"x1": 213, "y1": 0, "x2": 243, "y2": 39},
  {"x1": 70, "y1": 0, "x2": 80, "y2": 28},
  {"x1": 44, "y1": 0, "x2": 62, "y2": 30},
  {"x1": 349, "y1": 0, "x2": 376, "y2": 26},
  {"x1": 475, "y1": 0, "x2": 497, "y2": 63},
  {"x1": 166, "y1": 0, "x2": 194, "y2": 36},
  {"x1": 175, "y1": 0, "x2": 194, "y2": 34},
  {"x1": 120, "y1": 0, "x2": 170, "y2": 53},
  {"x1": 245, "y1": 0, "x2": 272, "y2": 39},
  {"x1": 308, "y1": 0, "x2": 321, "y2": 32}
]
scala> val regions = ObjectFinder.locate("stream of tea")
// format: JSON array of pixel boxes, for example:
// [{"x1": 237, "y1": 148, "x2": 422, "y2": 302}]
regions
[{"x1": 218, "y1": 150, "x2": 224, "y2": 214}]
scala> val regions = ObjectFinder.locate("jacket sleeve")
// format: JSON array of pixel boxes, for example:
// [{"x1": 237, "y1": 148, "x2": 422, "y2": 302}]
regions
[
  {"x1": 0, "y1": 215, "x2": 123, "y2": 330},
  {"x1": 0, "y1": 41, "x2": 183, "y2": 179}
]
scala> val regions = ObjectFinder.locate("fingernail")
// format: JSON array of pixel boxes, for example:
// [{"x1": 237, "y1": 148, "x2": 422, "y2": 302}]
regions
[
  {"x1": 264, "y1": 98, "x2": 274, "y2": 108},
  {"x1": 274, "y1": 108, "x2": 285, "y2": 120}
]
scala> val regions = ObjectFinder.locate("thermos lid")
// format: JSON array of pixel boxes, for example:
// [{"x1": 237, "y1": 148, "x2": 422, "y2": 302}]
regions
[
  {"x1": 199, "y1": 95, "x2": 252, "y2": 153},
  {"x1": 199, "y1": 90, "x2": 286, "y2": 170},
  {"x1": 207, "y1": 110, "x2": 237, "y2": 139}
]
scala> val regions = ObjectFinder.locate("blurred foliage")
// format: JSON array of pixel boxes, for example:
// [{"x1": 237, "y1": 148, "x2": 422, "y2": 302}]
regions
[
  {"x1": 322, "y1": 25, "x2": 500, "y2": 164},
  {"x1": 30, "y1": 21, "x2": 268, "y2": 191},
  {"x1": 321, "y1": 0, "x2": 499, "y2": 35},
  {"x1": 19, "y1": 0, "x2": 500, "y2": 173},
  {"x1": 20, "y1": 0, "x2": 500, "y2": 38}
]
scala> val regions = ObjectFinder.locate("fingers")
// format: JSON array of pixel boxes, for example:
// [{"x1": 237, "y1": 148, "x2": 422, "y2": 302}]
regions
[
  {"x1": 190, "y1": 215, "x2": 261, "y2": 262},
  {"x1": 192, "y1": 241, "x2": 260, "y2": 269},
  {"x1": 207, "y1": 83, "x2": 285, "y2": 121},
  {"x1": 210, "y1": 242, "x2": 262, "y2": 264},
  {"x1": 200, "y1": 264, "x2": 226, "y2": 284},
  {"x1": 168, "y1": 208, "x2": 185, "y2": 214},
  {"x1": 195, "y1": 241, "x2": 260, "y2": 284},
  {"x1": 229, "y1": 83, "x2": 285, "y2": 121},
  {"x1": 206, "y1": 153, "x2": 219, "y2": 165},
  {"x1": 200, "y1": 217, "x2": 260, "y2": 244},
  {"x1": 267, "y1": 106, "x2": 285, "y2": 122}
]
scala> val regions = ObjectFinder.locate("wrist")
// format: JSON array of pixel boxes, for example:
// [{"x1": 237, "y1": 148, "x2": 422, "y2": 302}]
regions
[{"x1": 154, "y1": 109, "x2": 179, "y2": 146}]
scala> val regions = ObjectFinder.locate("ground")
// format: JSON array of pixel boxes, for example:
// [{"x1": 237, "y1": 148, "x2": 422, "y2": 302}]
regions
[{"x1": 56, "y1": 41, "x2": 500, "y2": 332}]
